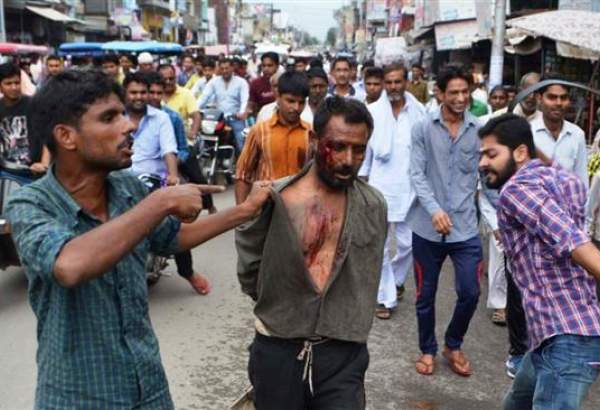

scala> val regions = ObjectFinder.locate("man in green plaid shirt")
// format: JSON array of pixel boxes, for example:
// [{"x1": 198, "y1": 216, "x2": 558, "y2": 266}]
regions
[{"x1": 5, "y1": 70, "x2": 272, "y2": 409}]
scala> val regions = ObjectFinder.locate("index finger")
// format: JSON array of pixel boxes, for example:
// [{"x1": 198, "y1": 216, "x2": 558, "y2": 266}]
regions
[{"x1": 193, "y1": 184, "x2": 227, "y2": 194}]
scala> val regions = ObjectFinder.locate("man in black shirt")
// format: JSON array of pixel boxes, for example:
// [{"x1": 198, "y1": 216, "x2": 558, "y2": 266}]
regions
[{"x1": 0, "y1": 63, "x2": 49, "y2": 181}]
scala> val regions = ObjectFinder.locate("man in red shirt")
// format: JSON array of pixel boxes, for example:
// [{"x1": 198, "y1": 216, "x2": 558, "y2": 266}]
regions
[{"x1": 249, "y1": 52, "x2": 279, "y2": 115}]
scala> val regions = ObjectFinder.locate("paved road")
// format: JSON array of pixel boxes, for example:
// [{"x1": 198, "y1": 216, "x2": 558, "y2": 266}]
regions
[{"x1": 1, "y1": 189, "x2": 599, "y2": 410}]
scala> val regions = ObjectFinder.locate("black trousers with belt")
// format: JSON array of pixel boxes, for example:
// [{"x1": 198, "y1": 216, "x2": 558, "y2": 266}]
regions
[{"x1": 249, "y1": 333, "x2": 369, "y2": 410}]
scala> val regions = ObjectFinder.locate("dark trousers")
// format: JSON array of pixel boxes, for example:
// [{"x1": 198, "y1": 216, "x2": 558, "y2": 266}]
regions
[
  {"x1": 248, "y1": 333, "x2": 368, "y2": 410},
  {"x1": 412, "y1": 233, "x2": 483, "y2": 355},
  {"x1": 174, "y1": 151, "x2": 213, "y2": 280},
  {"x1": 505, "y1": 258, "x2": 529, "y2": 357}
]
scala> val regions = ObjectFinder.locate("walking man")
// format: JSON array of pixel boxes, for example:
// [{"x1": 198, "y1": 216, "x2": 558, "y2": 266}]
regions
[
  {"x1": 328, "y1": 56, "x2": 365, "y2": 100},
  {"x1": 235, "y1": 71, "x2": 310, "y2": 203},
  {"x1": 236, "y1": 96, "x2": 386, "y2": 409},
  {"x1": 5, "y1": 69, "x2": 272, "y2": 408},
  {"x1": 479, "y1": 113, "x2": 600, "y2": 410},
  {"x1": 359, "y1": 63, "x2": 426, "y2": 319},
  {"x1": 363, "y1": 67, "x2": 385, "y2": 105},
  {"x1": 408, "y1": 65, "x2": 482, "y2": 377}
]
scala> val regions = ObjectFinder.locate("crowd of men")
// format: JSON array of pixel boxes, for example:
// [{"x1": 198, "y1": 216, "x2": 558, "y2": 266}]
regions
[{"x1": 1, "y1": 48, "x2": 600, "y2": 410}]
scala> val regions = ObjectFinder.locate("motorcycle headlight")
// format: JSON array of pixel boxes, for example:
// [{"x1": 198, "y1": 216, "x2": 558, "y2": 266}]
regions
[{"x1": 202, "y1": 120, "x2": 218, "y2": 134}]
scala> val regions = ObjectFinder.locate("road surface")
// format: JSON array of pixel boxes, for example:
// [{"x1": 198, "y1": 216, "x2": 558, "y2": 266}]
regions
[{"x1": 1, "y1": 189, "x2": 599, "y2": 409}]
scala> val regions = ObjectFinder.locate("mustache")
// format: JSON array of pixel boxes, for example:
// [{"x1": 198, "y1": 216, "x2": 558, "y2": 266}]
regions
[{"x1": 117, "y1": 135, "x2": 133, "y2": 150}]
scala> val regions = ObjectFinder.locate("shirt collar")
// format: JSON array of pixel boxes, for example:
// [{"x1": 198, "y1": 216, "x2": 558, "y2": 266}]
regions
[
  {"x1": 328, "y1": 84, "x2": 356, "y2": 97},
  {"x1": 432, "y1": 105, "x2": 477, "y2": 126},
  {"x1": 268, "y1": 110, "x2": 309, "y2": 130},
  {"x1": 532, "y1": 117, "x2": 572, "y2": 137}
]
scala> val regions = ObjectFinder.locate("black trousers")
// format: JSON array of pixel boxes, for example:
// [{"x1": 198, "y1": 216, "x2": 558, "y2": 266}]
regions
[
  {"x1": 174, "y1": 150, "x2": 213, "y2": 279},
  {"x1": 249, "y1": 333, "x2": 368, "y2": 410},
  {"x1": 505, "y1": 257, "x2": 529, "y2": 357}
]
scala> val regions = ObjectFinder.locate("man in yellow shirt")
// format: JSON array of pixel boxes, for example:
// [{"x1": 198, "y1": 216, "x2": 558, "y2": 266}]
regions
[{"x1": 158, "y1": 64, "x2": 200, "y2": 141}]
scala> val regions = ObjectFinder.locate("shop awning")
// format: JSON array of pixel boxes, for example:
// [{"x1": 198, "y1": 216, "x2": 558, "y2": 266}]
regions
[
  {"x1": 507, "y1": 10, "x2": 600, "y2": 57},
  {"x1": 26, "y1": 6, "x2": 80, "y2": 23}
]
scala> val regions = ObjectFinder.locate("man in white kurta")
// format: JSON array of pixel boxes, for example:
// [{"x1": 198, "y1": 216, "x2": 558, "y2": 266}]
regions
[{"x1": 359, "y1": 64, "x2": 426, "y2": 318}]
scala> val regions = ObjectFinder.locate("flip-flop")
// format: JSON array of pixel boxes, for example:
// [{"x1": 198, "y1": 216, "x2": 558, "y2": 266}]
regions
[
  {"x1": 415, "y1": 355, "x2": 435, "y2": 376},
  {"x1": 442, "y1": 348, "x2": 472, "y2": 377}
]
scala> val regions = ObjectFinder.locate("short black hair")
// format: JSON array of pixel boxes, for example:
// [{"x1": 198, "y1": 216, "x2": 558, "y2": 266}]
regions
[
  {"x1": 261, "y1": 52, "x2": 280, "y2": 65},
  {"x1": 309, "y1": 58, "x2": 323, "y2": 68},
  {"x1": 181, "y1": 54, "x2": 194, "y2": 62},
  {"x1": 157, "y1": 63, "x2": 175, "y2": 74},
  {"x1": 383, "y1": 62, "x2": 407, "y2": 78},
  {"x1": 539, "y1": 73, "x2": 570, "y2": 95},
  {"x1": 145, "y1": 72, "x2": 165, "y2": 87},
  {"x1": 30, "y1": 69, "x2": 124, "y2": 154},
  {"x1": 313, "y1": 96, "x2": 373, "y2": 139},
  {"x1": 489, "y1": 85, "x2": 507, "y2": 96},
  {"x1": 436, "y1": 64, "x2": 472, "y2": 92},
  {"x1": 478, "y1": 113, "x2": 536, "y2": 158},
  {"x1": 332, "y1": 56, "x2": 350, "y2": 70},
  {"x1": 101, "y1": 54, "x2": 120, "y2": 65},
  {"x1": 119, "y1": 54, "x2": 136, "y2": 64},
  {"x1": 411, "y1": 63, "x2": 423, "y2": 70},
  {"x1": 361, "y1": 59, "x2": 375, "y2": 70},
  {"x1": 364, "y1": 66, "x2": 384, "y2": 80},
  {"x1": 202, "y1": 58, "x2": 216, "y2": 69},
  {"x1": 0, "y1": 63, "x2": 20, "y2": 82},
  {"x1": 123, "y1": 71, "x2": 149, "y2": 90},
  {"x1": 46, "y1": 55, "x2": 62, "y2": 64},
  {"x1": 278, "y1": 71, "x2": 309, "y2": 99},
  {"x1": 219, "y1": 57, "x2": 233, "y2": 66},
  {"x1": 307, "y1": 67, "x2": 328, "y2": 82}
]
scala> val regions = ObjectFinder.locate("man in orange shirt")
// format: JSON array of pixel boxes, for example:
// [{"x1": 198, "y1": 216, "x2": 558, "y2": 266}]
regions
[{"x1": 235, "y1": 71, "x2": 310, "y2": 204}]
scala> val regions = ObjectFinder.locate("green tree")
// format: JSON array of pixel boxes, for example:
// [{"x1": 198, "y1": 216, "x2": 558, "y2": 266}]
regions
[{"x1": 326, "y1": 27, "x2": 337, "y2": 48}]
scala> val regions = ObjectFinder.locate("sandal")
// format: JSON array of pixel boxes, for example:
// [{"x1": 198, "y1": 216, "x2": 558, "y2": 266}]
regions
[
  {"x1": 415, "y1": 354, "x2": 435, "y2": 376},
  {"x1": 491, "y1": 309, "x2": 507, "y2": 326},
  {"x1": 442, "y1": 347, "x2": 472, "y2": 377},
  {"x1": 375, "y1": 304, "x2": 392, "y2": 320}
]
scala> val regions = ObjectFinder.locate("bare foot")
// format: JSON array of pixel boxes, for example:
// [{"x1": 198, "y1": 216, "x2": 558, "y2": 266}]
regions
[{"x1": 188, "y1": 272, "x2": 211, "y2": 295}]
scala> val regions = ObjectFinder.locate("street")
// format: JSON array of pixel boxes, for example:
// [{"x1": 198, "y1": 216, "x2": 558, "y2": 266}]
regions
[{"x1": 1, "y1": 189, "x2": 599, "y2": 410}]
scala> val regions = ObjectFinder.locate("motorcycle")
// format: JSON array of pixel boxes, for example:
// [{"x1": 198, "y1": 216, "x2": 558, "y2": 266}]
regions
[
  {"x1": 137, "y1": 173, "x2": 170, "y2": 287},
  {"x1": 196, "y1": 108, "x2": 237, "y2": 185},
  {"x1": 0, "y1": 164, "x2": 33, "y2": 270}
]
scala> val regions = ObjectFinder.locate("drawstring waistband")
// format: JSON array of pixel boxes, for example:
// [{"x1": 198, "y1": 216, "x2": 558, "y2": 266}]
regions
[{"x1": 296, "y1": 339, "x2": 330, "y2": 396}]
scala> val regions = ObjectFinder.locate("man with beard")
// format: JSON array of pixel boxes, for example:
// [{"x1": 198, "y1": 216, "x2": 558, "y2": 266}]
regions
[
  {"x1": 478, "y1": 71, "x2": 541, "y2": 378},
  {"x1": 408, "y1": 64, "x2": 482, "y2": 377},
  {"x1": 235, "y1": 71, "x2": 310, "y2": 204},
  {"x1": 125, "y1": 72, "x2": 212, "y2": 295},
  {"x1": 359, "y1": 63, "x2": 426, "y2": 320},
  {"x1": 235, "y1": 96, "x2": 386, "y2": 409},
  {"x1": 5, "y1": 69, "x2": 272, "y2": 408},
  {"x1": 531, "y1": 74, "x2": 588, "y2": 186},
  {"x1": 478, "y1": 113, "x2": 600, "y2": 410}
]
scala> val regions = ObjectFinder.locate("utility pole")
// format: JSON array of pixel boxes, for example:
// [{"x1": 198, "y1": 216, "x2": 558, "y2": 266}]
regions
[
  {"x1": 270, "y1": 3, "x2": 281, "y2": 39},
  {"x1": 0, "y1": 0, "x2": 6, "y2": 42},
  {"x1": 488, "y1": 0, "x2": 506, "y2": 89}
]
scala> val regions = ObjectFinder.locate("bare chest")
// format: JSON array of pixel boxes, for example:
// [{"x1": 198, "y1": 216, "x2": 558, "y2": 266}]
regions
[{"x1": 281, "y1": 190, "x2": 346, "y2": 293}]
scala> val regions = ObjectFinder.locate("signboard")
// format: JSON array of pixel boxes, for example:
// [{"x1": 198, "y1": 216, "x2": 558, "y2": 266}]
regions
[
  {"x1": 367, "y1": 0, "x2": 388, "y2": 21},
  {"x1": 435, "y1": 19, "x2": 483, "y2": 51}
]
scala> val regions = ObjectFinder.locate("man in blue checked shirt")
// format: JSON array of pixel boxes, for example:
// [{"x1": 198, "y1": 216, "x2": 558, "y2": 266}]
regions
[
  {"x1": 5, "y1": 69, "x2": 272, "y2": 409},
  {"x1": 479, "y1": 113, "x2": 600, "y2": 410}
]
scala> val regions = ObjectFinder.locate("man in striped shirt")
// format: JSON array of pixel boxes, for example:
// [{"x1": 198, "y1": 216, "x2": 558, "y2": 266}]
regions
[
  {"x1": 479, "y1": 113, "x2": 600, "y2": 410},
  {"x1": 235, "y1": 71, "x2": 311, "y2": 204}
]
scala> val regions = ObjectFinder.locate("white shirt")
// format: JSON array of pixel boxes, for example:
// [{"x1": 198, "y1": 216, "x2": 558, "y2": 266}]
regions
[
  {"x1": 531, "y1": 116, "x2": 588, "y2": 187},
  {"x1": 359, "y1": 93, "x2": 426, "y2": 222}
]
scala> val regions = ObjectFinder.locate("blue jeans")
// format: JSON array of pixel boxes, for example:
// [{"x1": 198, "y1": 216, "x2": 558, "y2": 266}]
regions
[
  {"x1": 226, "y1": 117, "x2": 246, "y2": 154},
  {"x1": 504, "y1": 335, "x2": 600, "y2": 410},
  {"x1": 412, "y1": 233, "x2": 483, "y2": 355}
]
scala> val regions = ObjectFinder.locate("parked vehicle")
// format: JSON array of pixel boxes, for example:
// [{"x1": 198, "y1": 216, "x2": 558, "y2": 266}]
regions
[
  {"x1": 196, "y1": 108, "x2": 236, "y2": 185},
  {"x1": 0, "y1": 164, "x2": 32, "y2": 269},
  {"x1": 137, "y1": 173, "x2": 169, "y2": 286}
]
